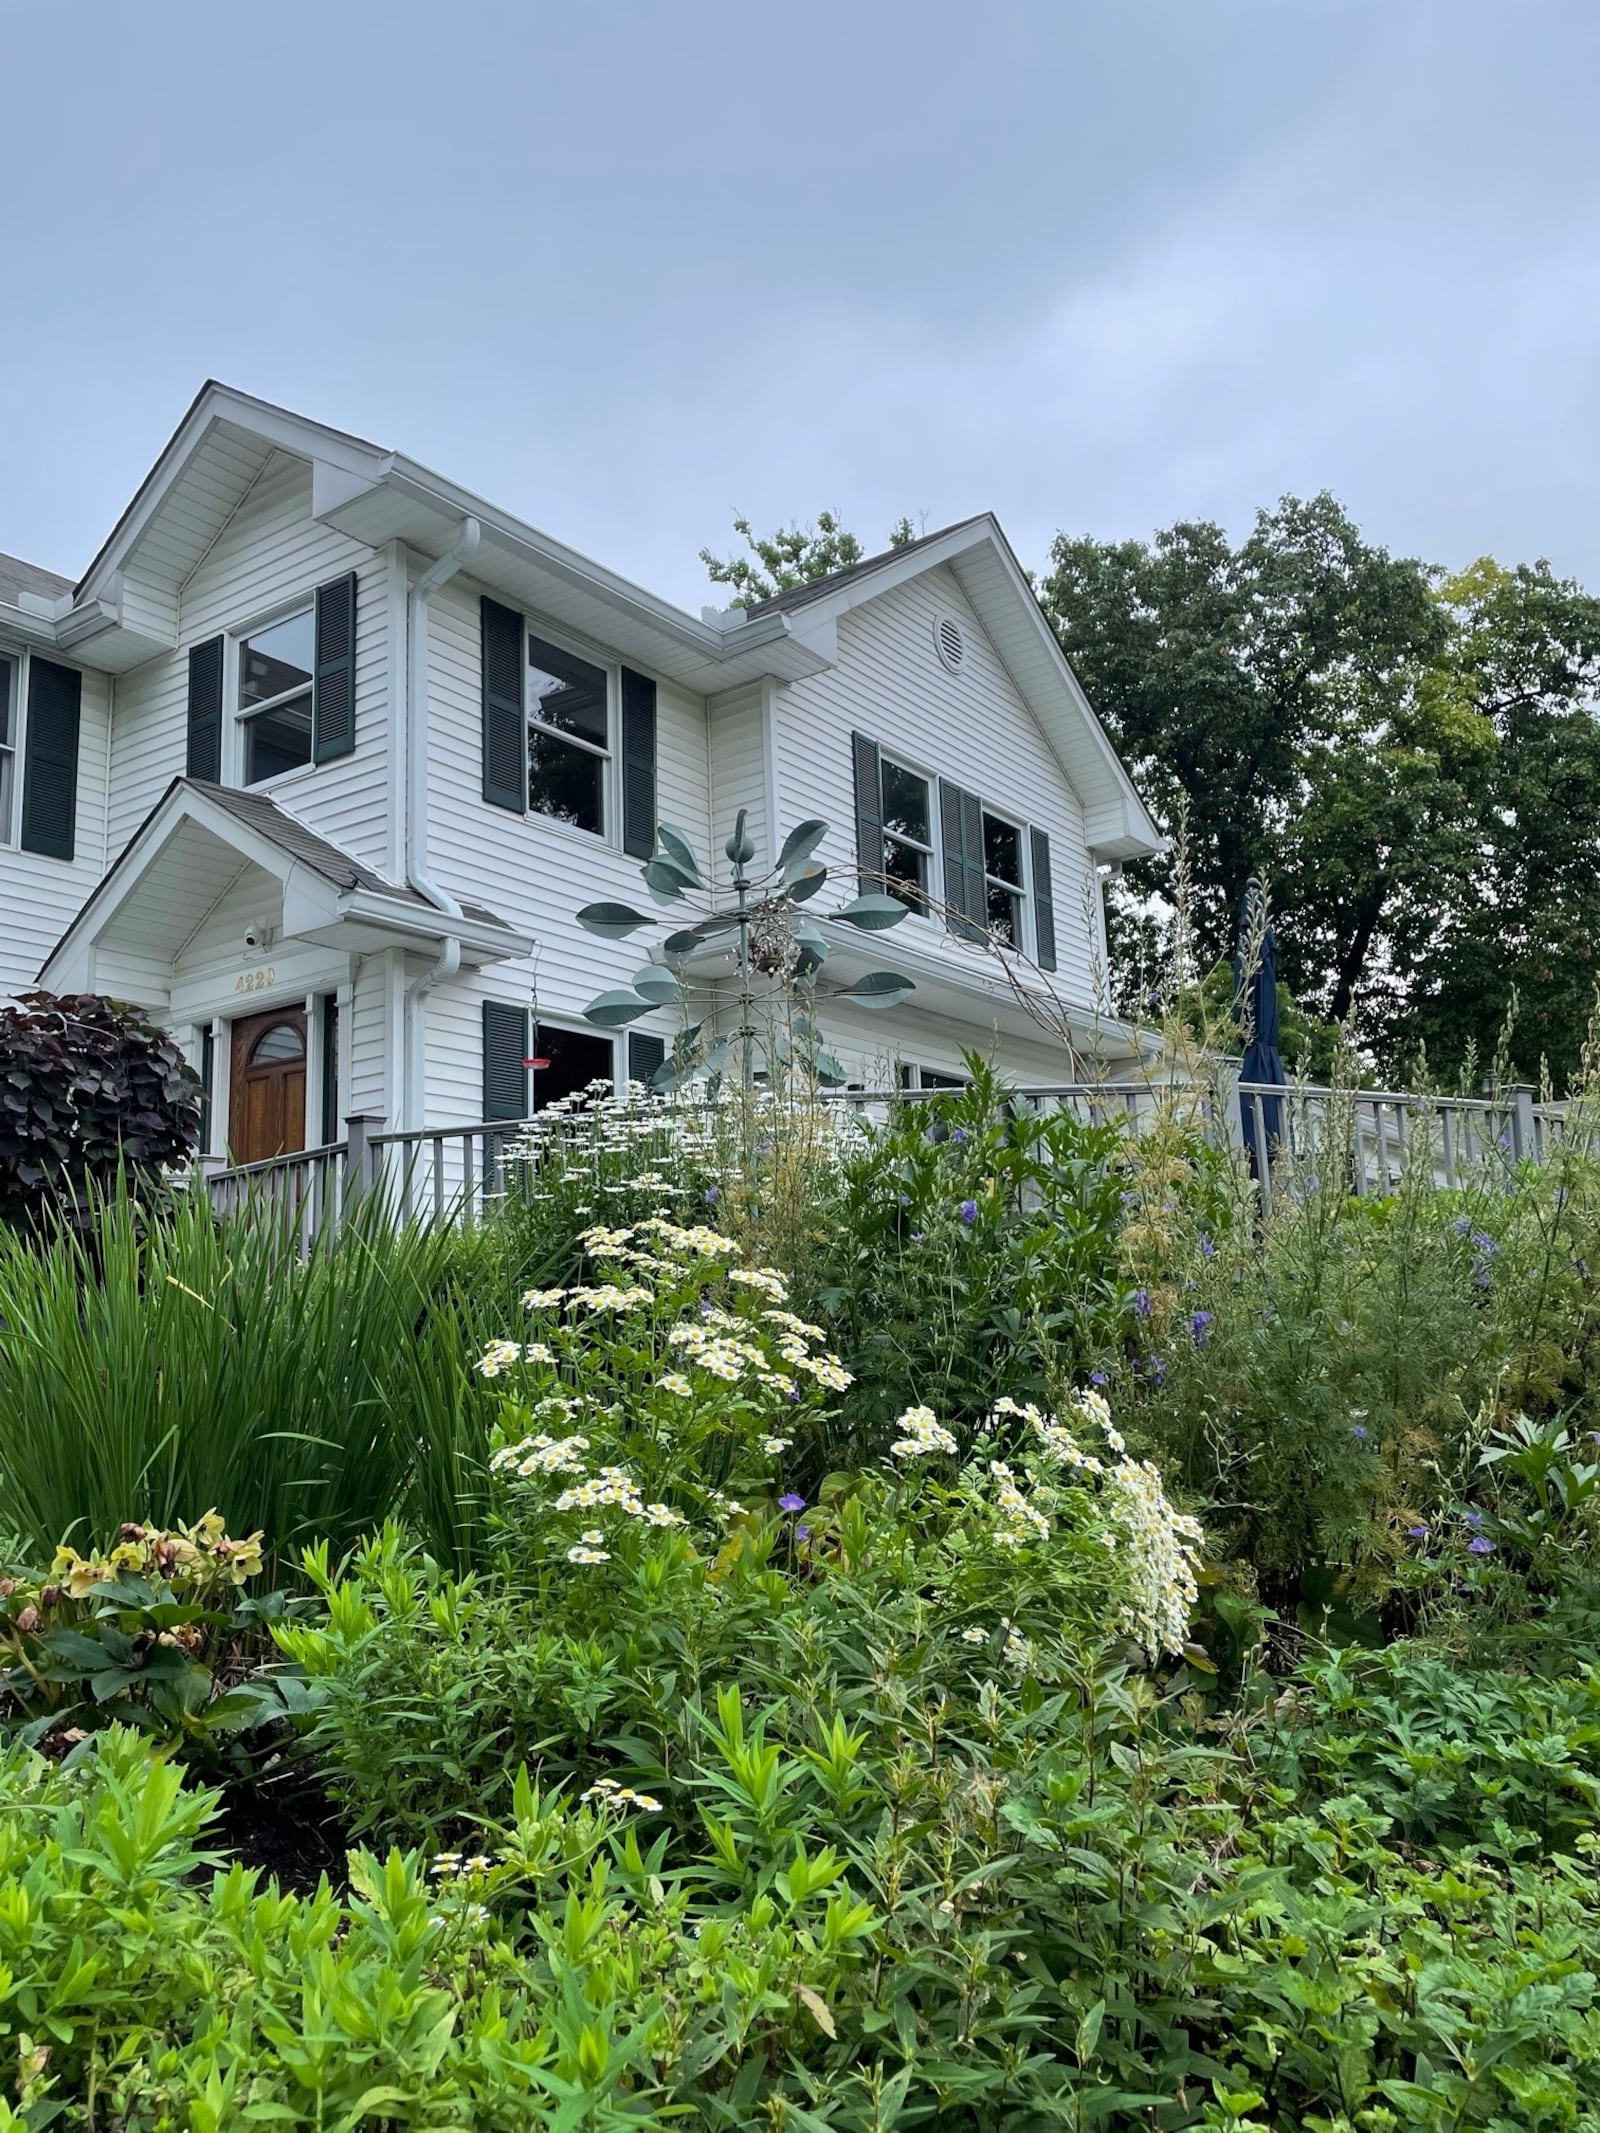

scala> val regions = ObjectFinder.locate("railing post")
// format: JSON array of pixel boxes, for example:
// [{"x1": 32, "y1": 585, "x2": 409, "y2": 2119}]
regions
[
  {"x1": 343, "y1": 1113, "x2": 386, "y2": 1202},
  {"x1": 1509, "y1": 1086, "x2": 1536, "y2": 1165}
]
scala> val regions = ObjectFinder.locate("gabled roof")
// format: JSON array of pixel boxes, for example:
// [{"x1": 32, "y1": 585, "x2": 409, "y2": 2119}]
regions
[
  {"x1": 189, "y1": 781, "x2": 506, "y2": 926},
  {"x1": 15, "y1": 382, "x2": 1162, "y2": 860},
  {"x1": 38, "y1": 778, "x2": 528, "y2": 994},
  {"x1": 739, "y1": 517, "x2": 991, "y2": 618}
]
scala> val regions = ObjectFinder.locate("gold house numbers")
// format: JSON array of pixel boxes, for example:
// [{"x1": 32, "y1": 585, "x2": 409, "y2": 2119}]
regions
[{"x1": 234, "y1": 967, "x2": 278, "y2": 995}]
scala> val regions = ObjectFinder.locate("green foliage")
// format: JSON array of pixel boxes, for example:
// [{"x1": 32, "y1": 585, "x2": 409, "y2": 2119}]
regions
[
  {"x1": 699, "y1": 509, "x2": 915, "y2": 609},
  {"x1": 809, "y1": 1060, "x2": 1132, "y2": 1453},
  {"x1": 0, "y1": 990, "x2": 202, "y2": 1225},
  {"x1": 0, "y1": 1181, "x2": 497, "y2": 1566}
]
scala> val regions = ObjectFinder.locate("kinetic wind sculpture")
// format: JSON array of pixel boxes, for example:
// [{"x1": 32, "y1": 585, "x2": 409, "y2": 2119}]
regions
[{"x1": 575, "y1": 810, "x2": 915, "y2": 1090}]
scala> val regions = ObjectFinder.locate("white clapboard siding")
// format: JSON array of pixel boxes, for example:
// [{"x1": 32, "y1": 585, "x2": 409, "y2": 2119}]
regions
[
  {"x1": 772, "y1": 565, "x2": 1105, "y2": 1006},
  {"x1": 107, "y1": 454, "x2": 390, "y2": 872},
  {"x1": 707, "y1": 683, "x2": 770, "y2": 886},
  {"x1": 420, "y1": 570, "x2": 713, "y2": 1049},
  {"x1": 0, "y1": 662, "x2": 113, "y2": 999}
]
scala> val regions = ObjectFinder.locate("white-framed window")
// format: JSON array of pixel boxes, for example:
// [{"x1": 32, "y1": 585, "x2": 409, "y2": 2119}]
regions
[
  {"x1": 237, "y1": 605, "x2": 315, "y2": 786},
  {"x1": 527, "y1": 631, "x2": 612, "y2": 839},
  {"x1": 981, "y1": 809, "x2": 1026, "y2": 948},
  {"x1": 0, "y1": 650, "x2": 18, "y2": 846},
  {"x1": 880, "y1": 755, "x2": 936, "y2": 912},
  {"x1": 899, "y1": 1063, "x2": 967, "y2": 1092}
]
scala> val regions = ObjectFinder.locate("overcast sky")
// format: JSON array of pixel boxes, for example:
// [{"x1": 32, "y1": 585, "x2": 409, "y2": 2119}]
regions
[{"x1": 4, "y1": 0, "x2": 1597, "y2": 609}]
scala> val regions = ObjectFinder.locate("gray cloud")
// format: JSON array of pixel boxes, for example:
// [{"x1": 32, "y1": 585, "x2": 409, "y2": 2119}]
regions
[{"x1": 3, "y1": 0, "x2": 1596, "y2": 605}]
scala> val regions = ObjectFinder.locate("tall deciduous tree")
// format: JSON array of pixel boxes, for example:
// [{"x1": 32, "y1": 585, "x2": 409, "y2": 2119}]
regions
[
  {"x1": 1038, "y1": 495, "x2": 1449, "y2": 1025},
  {"x1": 701, "y1": 512, "x2": 915, "y2": 608}
]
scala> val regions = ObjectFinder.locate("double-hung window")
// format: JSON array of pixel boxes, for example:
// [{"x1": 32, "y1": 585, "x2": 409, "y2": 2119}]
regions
[
  {"x1": 527, "y1": 633, "x2": 611, "y2": 837},
  {"x1": 238, "y1": 608, "x2": 315, "y2": 785},
  {"x1": 981, "y1": 811, "x2": 1025, "y2": 948},
  {"x1": 0, "y1": 653, "x2": 16, "y2": 844},
  {"x1": 880, "y1": 757, "x2": 935, "y2": 912}
]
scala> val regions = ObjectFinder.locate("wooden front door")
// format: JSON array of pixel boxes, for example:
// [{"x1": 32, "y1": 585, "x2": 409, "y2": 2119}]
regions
[{"x1": 229, "y1": 1008, "x2": 308, "y2": 1165}]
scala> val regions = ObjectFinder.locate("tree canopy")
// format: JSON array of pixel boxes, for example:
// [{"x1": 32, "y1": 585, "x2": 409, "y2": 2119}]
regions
[
  {"x1": 700, "y1": 512, "x2": 915, "y2": 609},
  {"x1": 702, "y1": 504, "x2": 1600, "y2": 1089}
]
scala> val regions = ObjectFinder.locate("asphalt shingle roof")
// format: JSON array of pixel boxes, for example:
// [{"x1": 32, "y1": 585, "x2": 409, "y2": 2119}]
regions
[
  {"x1": 0, "y1": 551, "x2": 74, "y2": 607},
  {"x1": 738, "y1": 516, "x2": 990, "y2": 619}
]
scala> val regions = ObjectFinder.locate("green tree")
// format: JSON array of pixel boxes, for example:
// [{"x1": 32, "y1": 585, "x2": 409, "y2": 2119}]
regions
[
  {"x1": 701, "y1": 511, "x2": 915, "y2": 608},
  {"x1": 1038, "y1": 495, "x2": 1449, "y2": 1030},
  {"x1": 1393, "y1": 559, "x2": 1600, "y2": 1087}
]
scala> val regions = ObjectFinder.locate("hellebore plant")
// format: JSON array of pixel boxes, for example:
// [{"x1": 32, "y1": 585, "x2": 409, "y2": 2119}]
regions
[{"x1": 575, "y1": 809, "x2": 915, "y2": 1089}]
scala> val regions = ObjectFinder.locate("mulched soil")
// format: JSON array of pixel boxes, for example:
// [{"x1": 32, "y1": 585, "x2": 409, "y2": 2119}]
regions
[{"x1": 210, "y1": 1762, "x2": 353, "y2": 1894}]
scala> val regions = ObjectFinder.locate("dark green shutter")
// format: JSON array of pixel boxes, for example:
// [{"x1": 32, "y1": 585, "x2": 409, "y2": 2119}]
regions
[
  {"x1": 313, "y1": 572, "x2": 357, "y2": 763},
  {"x1": 621, "y1": 667, "x2": 657, "y2": 857},
  {"x1": 1030, "y1": 826, "x2": 1056, "y2": 971},
  {"x1": 199, "y1": 1023, "x2": 216, "y2": 1154},
  {"x1": 481, "y1": 597, "x2": 525, "y2": 811},
  {"x1": 482, "y1": 999, "x2": 530, "y2": 1120},
  {"x1": 318, "y1": 993, "x2": 340, "y2": 1143},
  {"x1": 186, "y1": 637, "x2": 224, "y2": 781},
  {"x1": 628, "y1": 1030, "x2": 666, "y2": 1089},
  {"x1": 939, "y1": 780, "x2": 985, "y2": 942},
  {"x1": 20, "y1": 658, "x2": 82, "y2": 861},
  {"x1": 852, "y1": 732, "x2": 882, "y2": 892}
]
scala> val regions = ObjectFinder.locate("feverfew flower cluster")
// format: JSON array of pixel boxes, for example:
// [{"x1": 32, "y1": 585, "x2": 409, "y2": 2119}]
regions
[
  {"x1": 489, "y1": 1432, "x2": 591, "y2": 1478},
  {"x1": 553, "y1": 1465, "x2": 685, "y2": 1529},
  {"x1": 888, "y1": 1405, "x2": 960, "y2": 1459}
]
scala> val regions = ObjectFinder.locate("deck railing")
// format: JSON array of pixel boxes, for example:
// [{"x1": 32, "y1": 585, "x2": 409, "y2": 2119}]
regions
[{"x1": 203, "y1": 1078, "x2": 1585, "y2": 1243}]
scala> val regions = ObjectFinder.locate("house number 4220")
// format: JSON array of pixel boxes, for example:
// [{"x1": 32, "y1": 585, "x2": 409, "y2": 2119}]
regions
[{"x1": 234, "y1": 968, "x2": 277, "y2": 994}]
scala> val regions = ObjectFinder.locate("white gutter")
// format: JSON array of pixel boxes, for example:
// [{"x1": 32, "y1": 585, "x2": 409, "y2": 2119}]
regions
[{"x1": 402, "y1": 516, "x2": 480, "y2": 1128}]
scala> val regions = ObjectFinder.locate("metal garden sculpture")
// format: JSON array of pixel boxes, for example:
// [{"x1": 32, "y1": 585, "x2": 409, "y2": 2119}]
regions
[{"x1": 575, "y1": 811, "x2": 914, "y2": 1089}]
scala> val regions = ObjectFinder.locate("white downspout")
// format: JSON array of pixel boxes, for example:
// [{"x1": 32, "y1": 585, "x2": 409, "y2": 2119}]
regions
[{"x1": 403, "y1": 516, "x2": 480, "y2": 1129}]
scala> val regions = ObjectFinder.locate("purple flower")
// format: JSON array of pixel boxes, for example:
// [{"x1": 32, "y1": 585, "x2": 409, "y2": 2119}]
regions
[
  {"x1": 1407, "y1": 1525, "x2": 1429, "y2": 1539},
  {"x1": 1464, "y1": 1508, "x2": 1483, "y2": 1526},
  {"x1": 786, "y1": 1383, "x2": 801, "y2": 1402},
  {"x1": 1145, "y1": 1355, "x2": 1167, "y2": 1386},
  {"x1": 1468, "y1": 1535, "x2": 1495, "y2": 1556},
  {"x1": 1452, "y1": 1215, "x2": 1473, "y2": 1236},
  {"x1": 1471, "y1": 1232, "x2": 1498, "y2": 1257},
  {"x1": 1132, "y1": 1288, "x2": 1151, "y2": 1320},
  {"x1": 1199, "y1": 1235, "x2": 1215, "y2": 1258},
  {"x1": 958, "y1": 1199, "x2": 979, "y2": 1225},
  {"x1": 704, "y1": 1186, "x2": 720, "y2": 1205},
  {"x1": 795, "y1": 1526, "x2": 811, "y2": 1543},
  {"x1": 952, "y1": 1127, "x2": 968, "y2": 1145},
  {"x1": 1090, "y1": 1371, "x2": 1108, "y2": 1388},
  {"x1": 1351, "y1": 1424, "x2": 1368, "y2": 1441},
  {"x1": 778, "y1": 1492, "x2": 806, "y2": 1514},
  {"x1": 1190, "y1": 1310, "x2": 1214, "y2": 1347}
]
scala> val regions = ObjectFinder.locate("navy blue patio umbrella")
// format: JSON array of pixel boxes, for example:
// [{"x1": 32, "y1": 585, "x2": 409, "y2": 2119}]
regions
[{"x1": 1234, "y1": 879, "x2": 1287, "y2": 1166}]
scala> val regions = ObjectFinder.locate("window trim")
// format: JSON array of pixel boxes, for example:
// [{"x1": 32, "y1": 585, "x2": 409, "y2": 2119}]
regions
[
  {"x1": 527, "y1": 1015, "x2": 620, "y2": 1109},
  {"x1": 980, "y1": 804, "x2": 1029, "y2": 951},
  {"x1": 522, "y1": 621, "x2": 619, "y2": 846},
  {"x1": 0, "y1": 646, "x2": 21, "y2": 849},
  {"x1": 229, "y1": 596, "x2": 317, "y2": 792},
  {"x1": 879, "y1": 750, "x2": 940, "y2": 921}
]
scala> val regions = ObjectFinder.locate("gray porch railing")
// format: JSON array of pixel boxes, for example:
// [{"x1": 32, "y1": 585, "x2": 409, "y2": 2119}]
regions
[{"x1": 203, "y1": 1080, "x2": 1583, "y2": 1244}]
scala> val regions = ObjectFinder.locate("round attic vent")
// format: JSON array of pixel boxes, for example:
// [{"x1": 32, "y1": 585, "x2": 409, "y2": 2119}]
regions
[{"x1": 933, "y1": 612, "x2": 967, "y2": 673}]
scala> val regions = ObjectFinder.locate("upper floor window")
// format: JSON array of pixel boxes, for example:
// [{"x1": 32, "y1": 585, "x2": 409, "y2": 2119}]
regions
[
  {"x1": 982, "y1": 812, "x2": 1024, "y2": 947},
  {"x1": 527, "y1": 633, "x2": 610, "y2": 837},
  {"x1": 881, "y1": 758, "x2": 934, "y2": 912},
  {"x1": 0, "y1": 653, "x2": 16, "y2": 844},
  {"x1": 238, "y1": 607, "x2": 314, "y2": 785}
]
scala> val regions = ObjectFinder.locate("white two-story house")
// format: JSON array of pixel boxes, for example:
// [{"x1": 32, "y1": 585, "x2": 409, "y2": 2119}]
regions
[{"x1": 0, "y1": 383, "x2": 1160, "y2": 1171}]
